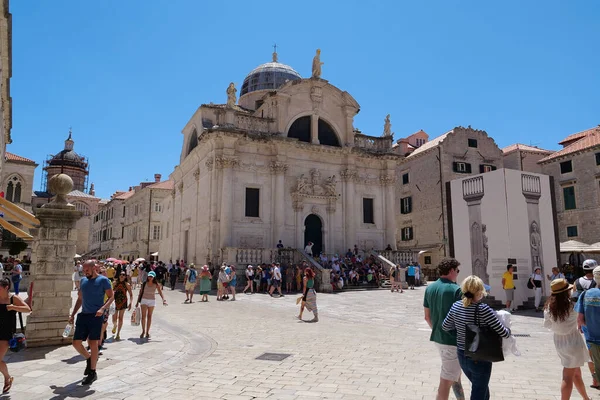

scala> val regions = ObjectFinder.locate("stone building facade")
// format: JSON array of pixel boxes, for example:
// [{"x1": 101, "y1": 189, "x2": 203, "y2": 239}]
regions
[
  {"x1": 395, "y1": 126, "x2": 504, "y2": 271},
  {"x1": 90, "y1": 175, "x2": 173, "y2": 260},
  {"x1": 539, "y1": 126, "x2": 600, "y2": 246},
  {"x1": 502, "y1": 143, "x2": 553, "y2": 174},
  {"x1": 159, "y1": 52, "x2": 400, "y2": 265},
  {"x1": 0, "y1": 0, "x2": 11, "y2": 178}
]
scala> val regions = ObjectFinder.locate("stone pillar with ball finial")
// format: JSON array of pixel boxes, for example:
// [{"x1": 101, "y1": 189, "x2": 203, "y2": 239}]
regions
[{"x1": 26, "y1": 173, "x2": 83, "y2": 347}]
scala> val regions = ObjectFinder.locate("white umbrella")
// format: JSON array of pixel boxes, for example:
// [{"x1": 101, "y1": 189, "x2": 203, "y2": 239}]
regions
[
  {"x1": 586, "y1": 242, "x2": 600, "y2": 253},
  {"x1": 74, "y1": 254, "x2": 82, "y2": 259},
  {"x1": 135, "y1": 257, "x2": 146, "y2": 262},
  {"x1": 560, "y1": 240, "x2": 591, "y2": 253},
  {"x1": 151, "y1": 252, "x2": 158, "y2": 257}
]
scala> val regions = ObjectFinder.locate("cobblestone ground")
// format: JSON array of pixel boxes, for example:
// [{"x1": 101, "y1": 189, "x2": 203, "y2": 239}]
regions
[{"x1": 1, "y1": 285, "x2": 588, "y2": 400}]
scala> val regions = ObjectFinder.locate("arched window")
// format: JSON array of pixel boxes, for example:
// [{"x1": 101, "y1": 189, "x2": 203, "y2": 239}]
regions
[
  {"x1": 73, "y1": 202, "x2": 90, "y2": 216},
  {"x1": 5, "y1": 176, "x2": 22, "y2": 203},
  {"x1": 187, "y1": 129, "x2": 198, "y2": 155},
  {"x1": 287, "y1": 116, "x2": 341, "y2": 147}
]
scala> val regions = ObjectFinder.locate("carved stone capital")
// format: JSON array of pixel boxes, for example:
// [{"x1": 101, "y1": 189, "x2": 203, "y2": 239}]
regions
[
  {"x1": 215, "y1": 156, "x2": 239, "y2": 169},
  {"x1": 340, "y1": 168, "x2": 358, "y2": 182},
  {"x1": 269, "y1": 161, "x2": 288, "y2": 175},
  {"x1": 193, "y1": 168, "x2": 200, "y2": 181},
  {"x1": 379, "y1": 175, "x2": 396, "y2": 186},
  {"x1": 205, "y1": 159, "x2": 214, "y2": 172},
  {"x1": 178, "y1": 182, "x2": 184, "y2": 193}
]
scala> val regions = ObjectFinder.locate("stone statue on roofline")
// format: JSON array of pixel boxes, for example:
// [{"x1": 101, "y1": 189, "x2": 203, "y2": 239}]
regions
[
  {"x1": 312, "y1": 49, "x2": 323, "y2": 79},
  {"x1": 226, "y1": 82, "x2": 237, "y2": 108},
  {"x1": 383, "y1": 114, "x2": 393, "y2": 137}
]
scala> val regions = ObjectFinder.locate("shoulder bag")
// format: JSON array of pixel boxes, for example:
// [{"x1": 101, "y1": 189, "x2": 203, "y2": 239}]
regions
[
  {"x1": 465, "y1": 303, "x2": 504, "y2": 362},
  {"x1": 9, "y1": 296, "x2": 26, "y2": 352}
]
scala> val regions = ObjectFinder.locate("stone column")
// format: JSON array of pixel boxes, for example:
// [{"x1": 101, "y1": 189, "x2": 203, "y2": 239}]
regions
[
  {"x1": 522, "y1": 174, "x2": 544, "y2": 285},
  {"x1": 341, "y1": 169, "x2": 357, "y2": 250},
  {"x1": 270, "y1": 161, "x2": 288, "y2": 245},
  {"x1": 26, "y1": 174, "x2": 82, "y2": 347},
  {"x1": 382, "y1": 174, "x2": 397, "y2": 250},
  {"x1": 219, "y1": 156, "x2": 237, "y2": 248},
  {"x1": 462, "y1": 176, "x2": 489, "y2": 284},
  {"x1": 310, "y1": 114, "x2": 319, "y2": 144}
]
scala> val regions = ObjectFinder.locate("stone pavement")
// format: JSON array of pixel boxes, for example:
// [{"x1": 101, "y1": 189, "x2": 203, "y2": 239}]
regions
[{"x1": 0, "y1": 285, "x2": 588, "y2": 400}]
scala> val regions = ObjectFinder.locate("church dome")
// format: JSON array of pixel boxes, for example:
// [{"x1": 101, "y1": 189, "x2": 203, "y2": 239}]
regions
[
  {"x1": 240, "y1": 54, "x2": 301, "y2": 96},
  {"x1": 47, "y1": 131, "x2": 87, "y2": 169}
]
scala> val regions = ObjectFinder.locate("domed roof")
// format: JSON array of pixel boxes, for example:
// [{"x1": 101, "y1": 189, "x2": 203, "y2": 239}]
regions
[
  {"x1": 240, "y1": 54, "x2": 301, "y2": 96},
  {"x1": 47, "y1": 131, "x2": 88, "y2": 169}
]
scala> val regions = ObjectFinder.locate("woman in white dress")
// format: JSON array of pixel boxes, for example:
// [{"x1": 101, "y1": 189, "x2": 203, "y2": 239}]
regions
[
  {"x1": 543, "y1": 278, "x2": 591, "y2": 400},
  {"x1": 72, "y1": 262, "x2": 82, "y2": 291},
  {"x1": 530, "y1": 267, "x2": 544, "y2": 311}
]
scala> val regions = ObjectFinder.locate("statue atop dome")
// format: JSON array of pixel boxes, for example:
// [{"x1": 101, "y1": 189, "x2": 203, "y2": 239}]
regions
[
  {"x1": 226, "y1": 82, "x2": 237, "y2": 108},
  {"x1": 383, "y1": 114, "x2": 393, "y2": 137},
  {"x1": 312, "y1": 49, "x2": 323, "y2": 79}
]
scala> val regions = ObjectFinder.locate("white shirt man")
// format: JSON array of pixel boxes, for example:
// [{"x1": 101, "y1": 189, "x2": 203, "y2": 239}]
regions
[
  {"x1": 332, "y1": 262, "x2": 341, "y2": 274},
  {"x1": 304, "y1": 242, "x2": 313, "y2": 257}
]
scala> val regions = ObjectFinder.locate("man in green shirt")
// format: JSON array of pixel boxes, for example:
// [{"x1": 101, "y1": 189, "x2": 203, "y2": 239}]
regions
[{"x1": 423, "y1": 258, "x2": 465, "y2": 400}]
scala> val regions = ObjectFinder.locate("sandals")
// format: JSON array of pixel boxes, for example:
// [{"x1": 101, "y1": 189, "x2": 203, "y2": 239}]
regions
[{"x1": 3, "y1": 376, "x2": 13, "y2": 393}]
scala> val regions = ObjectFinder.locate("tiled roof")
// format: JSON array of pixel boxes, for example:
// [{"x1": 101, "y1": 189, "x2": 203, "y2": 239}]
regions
[
  {"x1": 539, "y1": 130, "x2": 600, "y2": 163},
  {"x1": 113, "y1": 190, "x2": 135, "y2": 200},
  {"x1": 67, "y1": 190, "x2": 100, "y2": 199},
  {"x1": 5, "y1": 152, "x2": 36, "y2": 164},
  {"x1": 502, "y1": 143, "x2": 553, "y2": 155},
  {"x1": 558, "y1": 127, "x2": 598, "y2": 145},
  {"x1": 406, "y1": 131, "x2": 451, "y2": 158},
  {"x1": 147, "y1": 180, "x2": 174, "y2": 190}
]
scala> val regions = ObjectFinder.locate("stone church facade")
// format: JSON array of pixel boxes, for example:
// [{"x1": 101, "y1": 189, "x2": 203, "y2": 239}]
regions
[{"x1": 159, "y1": 52, "x2": 400, "y2": 265}]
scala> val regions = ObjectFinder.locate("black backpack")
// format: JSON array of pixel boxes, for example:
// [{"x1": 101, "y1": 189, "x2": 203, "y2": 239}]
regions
[{"x1": 571, "y1": 278, "x2": 597, "y2": 302}]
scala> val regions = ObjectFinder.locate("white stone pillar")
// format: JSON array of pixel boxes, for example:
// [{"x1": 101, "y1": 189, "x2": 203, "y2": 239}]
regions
[
  {"x1": 311, "y1": 114, "x2": 319, "y2": 144},
  {"x1": 271, "y1": 161, "x2": 288, "y2": 245},
  {"x1": 219, "y1": 157, "x2": 237, "y2": 248},
  {"x1": 341, "y1": 169, "x2": 357, "y2": 249},
  {"x1": 26, "y1": 174, "x2": 82, "y2": 347},
  {"x1": 383, "y1": 175, "x2": 397, "y2": 250}
]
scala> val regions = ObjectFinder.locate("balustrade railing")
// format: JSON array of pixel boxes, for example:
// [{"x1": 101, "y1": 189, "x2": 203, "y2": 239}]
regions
[{"x1": 354, "y1": 133, "x2": 393, "y2": 152}]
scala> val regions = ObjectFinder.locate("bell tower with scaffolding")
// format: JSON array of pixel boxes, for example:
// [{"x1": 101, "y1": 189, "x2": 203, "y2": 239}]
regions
[{"x1": 41, "y1": 129, "x2": 90, "y2": 193}]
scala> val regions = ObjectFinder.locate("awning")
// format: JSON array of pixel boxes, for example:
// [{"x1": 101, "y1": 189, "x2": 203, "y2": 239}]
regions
[
  {"x1": 0, "y1": 218, "x2": 33, "y2": 240},
  {"x1": 0, "y1": 196, "x2": 40, "y2": 229},
  {"x1": 151, "y1": 252, "x2": 158, "y2": 257},
  {"x1": 560, "y1": 240, "x2": 591, "y2": 253}
]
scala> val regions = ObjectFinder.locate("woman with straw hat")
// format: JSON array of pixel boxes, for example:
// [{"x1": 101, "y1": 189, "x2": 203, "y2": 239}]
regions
[
  {"x1": 199, "y1": 265, "x2": 212, "y2": 302},
  {"x1": 544, "y1": 278, "x2": 591, "y2": 400}
]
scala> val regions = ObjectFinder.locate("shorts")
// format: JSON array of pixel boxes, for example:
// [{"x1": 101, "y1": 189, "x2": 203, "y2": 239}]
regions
[
  {"x1": 267, "y1": 279, "x2": 271, "y2": 286},
  {"x1": 272, "y1": 279, "x2": 281, "y2": 288},
  {"x1": 407, "y1": 276, "x2": 416, "y2": 285},
  {"x1": 141, "y1": 298, "x2": 156, "y2": 307},
  {"x1": 132, "y1": 277, "x2": 138, "y2": 284},
  {"x1": 436, "y1": 343, "x2": 461, "y2": 381},
  {"x1": 73, "y1": 313, "x2": 103, "y2": 341},
  {"x1": 505, "y1": 288, "x2": 514, "y2": 301},
  {"x1": 185, "y1": 282, "x2": 196, "y2": 291},
  {"x1": 217, "y1": 282, "x2": 224, "y2": 290}
]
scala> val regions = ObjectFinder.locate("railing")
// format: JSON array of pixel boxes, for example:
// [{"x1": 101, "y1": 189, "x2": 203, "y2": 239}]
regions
[
  {"x1": 373, "y1": 250, "x2": 418, "y2": 267},
  {"x1": 221, "y1": 247, "x2": 331, "y2": 292},
  {"x1": 354, "y1": 133, "x2": 393, "y2": 152},
  {"x1": 235, "y1": 115, "x2": 270, "y2": 133}
]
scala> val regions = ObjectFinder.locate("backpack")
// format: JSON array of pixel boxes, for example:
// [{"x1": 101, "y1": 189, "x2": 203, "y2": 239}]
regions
[
  {"x1": 571, "y1": 277, "x2": 597, "y2": 302},
  {"x1": 188, "y1": 269, "x2": 197, "y2": 283}
]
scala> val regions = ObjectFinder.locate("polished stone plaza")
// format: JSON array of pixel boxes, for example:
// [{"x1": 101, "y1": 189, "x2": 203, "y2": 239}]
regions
[{"x1": 3, "y1": 286, "x2": 583, "y2": 399}]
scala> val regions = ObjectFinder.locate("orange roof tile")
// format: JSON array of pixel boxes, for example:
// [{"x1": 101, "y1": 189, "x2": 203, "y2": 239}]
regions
[
  {"x1": 5, "y1": 152, "x2": 36, "y2": 164},
  {"x1": 539, "y1": 130, "x2": 600, "y2": 163},
  {"x1": 502, "y1": 143, "x2": 553, "y2": 155},
  {"x1": 558, "y1": 127, "x2": 598, "y2": 146},
  {"x1": 147, "y1": 180, "x2": 174, "y2": 190},
  {"x1": 113, "y1": 190, "x2": 135, "y2": 200}
]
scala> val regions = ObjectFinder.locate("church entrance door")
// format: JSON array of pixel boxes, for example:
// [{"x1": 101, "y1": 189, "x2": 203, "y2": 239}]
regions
[{"x1": 304, "y1": 214, "x2": 323, "y2": 258}]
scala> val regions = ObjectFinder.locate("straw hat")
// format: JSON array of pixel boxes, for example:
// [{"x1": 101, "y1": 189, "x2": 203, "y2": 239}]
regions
[{"x1": 550, "y1": 278, "x2": 573, "y2": 295}]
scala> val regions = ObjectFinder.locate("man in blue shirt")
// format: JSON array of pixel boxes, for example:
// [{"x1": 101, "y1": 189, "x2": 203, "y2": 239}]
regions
[
  {"x1": 69, "y1": 260, "x2": 114, "y2": 385},
  {"x1": 407, "y1": 263, "x2": 416, "y2": 290},
  {"x1": 577, "y1": 264, "x2": 600, "y2": 385}
]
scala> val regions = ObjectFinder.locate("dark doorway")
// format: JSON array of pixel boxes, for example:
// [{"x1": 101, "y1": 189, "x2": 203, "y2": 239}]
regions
[
  {"x1": 304, "y1": 214, "x2": 323, "y2": 257},
  {"x1": 318, "y1": 119, "x2": 341, "y2": 147},
  {"x1": 288, "y1": 116, "x2": 311, "y2": 143}
]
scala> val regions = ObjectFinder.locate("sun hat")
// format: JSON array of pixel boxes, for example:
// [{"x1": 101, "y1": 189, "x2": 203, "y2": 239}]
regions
[
  {"x1": 148, "y1": 271, "x2": 156, "y2": 278},
  {"x1": 550, "y1": 278, "x2": 573, "y2": 295},
  {"x1": 247, "y1": 265, "x2": 253, "y2": 269},
  {"x1": 189, "y1": 263, "x2": 195, "y2": 268},
  {"x1": 583, "y1": 259, "x2": 598, "y2": 271},
  {"x1": 202, "y1": 265, "x2": 209, "y2": 271}
]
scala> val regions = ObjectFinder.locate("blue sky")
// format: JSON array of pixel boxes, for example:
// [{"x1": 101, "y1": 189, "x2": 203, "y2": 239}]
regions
[{"x1": 9, "y1": 1, "x2": 600, "y2": 199}]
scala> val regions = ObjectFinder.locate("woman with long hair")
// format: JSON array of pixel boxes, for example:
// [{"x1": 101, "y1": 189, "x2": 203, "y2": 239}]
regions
[
  {"x1": 442, "y1": 275, "x2": 510, "y2": 400},
  {"x1": 298, "y1": 267, "x2": 318, "y2": 322},
  {"x1": 543, "y1": 278, "x2": 591, "y2": 400},
  {"x1": 135, "y1": 271, "x2": 167, "y2": 339},
  {"x1": 0, "y1": 277, "x2": 30, "y2": 393},
  {"x1": 243, "y1": 265, "x2": 254, "y2": 294},
  {"x1": 111, "y1": 272, "x2": 132, "y2": 341}
]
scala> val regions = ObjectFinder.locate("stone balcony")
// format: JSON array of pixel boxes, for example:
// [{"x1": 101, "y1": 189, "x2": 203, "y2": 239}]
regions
[{"x1": 354, "y1": 133, "x2": 393, "y2": 153}]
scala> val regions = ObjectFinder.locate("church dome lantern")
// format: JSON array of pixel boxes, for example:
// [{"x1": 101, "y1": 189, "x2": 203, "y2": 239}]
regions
[{"x1": 240, "y1": 50, "x2": 301, "y2": 97}]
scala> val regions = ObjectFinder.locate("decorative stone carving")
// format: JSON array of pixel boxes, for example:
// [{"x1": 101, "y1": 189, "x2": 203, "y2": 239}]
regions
[
  {"x1": 311, "y1": 86, "x2": 322, "y2": 110},
  {"x1": 239, "y1": 236, "x2": 264, "y2": 249},
  {"x1": 269, "y1": 161, "x2": 288, "y2": 175},
  {"x1": 193, "y1": 168, "x2": 200, "y2": 181},
  {"x1": 324, "y1": 175, "x2": 337, "y2": 196},
  {"x1": 226, "y1": 82, "x2": 237, "y2": 108},
  {"x1": 383, "y1": 114, "x2": 393, "y2": 137},
  {"x1": 311, "y1": 49, "x2": 323, "y2": 79},
  {"x1": 205, "y1": 158, "x2": 214, "y2": 171},
  {"x1": 311, "y1": 205, "x2": 320, "y2": 215},
  {"x1": 45, "y1": 174, "x2": 75, "y2": 209},
  {"x1": 178, "y1": 182, "x2": 184, "y2": 193},
  {"x1": 291, "y1": 169, "x2": 338, "y2": 212},
  {"x1": 215, "y1": 156, "x2": 239, "y2": 169},
  {"x1": 379, "y1": 175, "x2": 396, "y2": 186},
  {"x1": 340, "y1": 168, "x2": 358, "y2": 182},
  {"x1": 310, "y1": 169, "x2": 321, "y2": 185}
]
